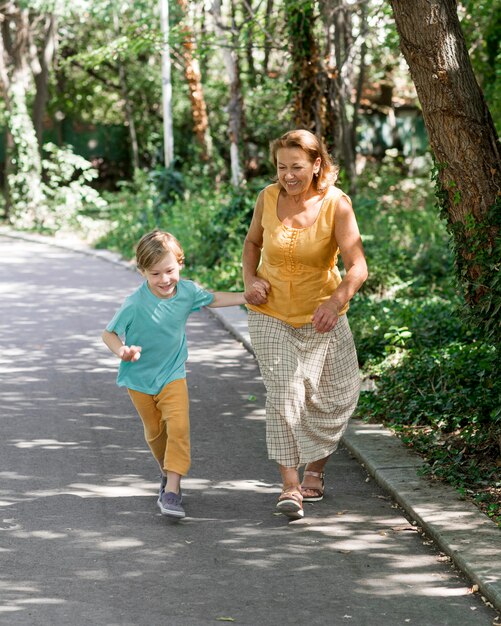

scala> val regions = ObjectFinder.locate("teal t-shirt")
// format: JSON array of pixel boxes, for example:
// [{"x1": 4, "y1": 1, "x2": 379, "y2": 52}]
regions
[{"x1": 106, "y1": 279, "x2": 215, "y2": 394}]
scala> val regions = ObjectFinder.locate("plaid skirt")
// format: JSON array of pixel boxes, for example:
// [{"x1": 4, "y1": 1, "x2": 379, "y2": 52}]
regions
[{"x1": 248, "y1": 311, "x2": 360, "y2": 467}]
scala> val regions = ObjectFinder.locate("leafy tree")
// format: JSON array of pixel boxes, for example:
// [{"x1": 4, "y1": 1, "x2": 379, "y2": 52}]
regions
[
  {"x1": 459, "y1": 0, "x2": 501, "y2": 131},
  {"x1": 390, "y1": 0, "x2": 501, "y2": 343},
  {"x1": 0, "y1": 0, "x2": 51, "y2": 223}
]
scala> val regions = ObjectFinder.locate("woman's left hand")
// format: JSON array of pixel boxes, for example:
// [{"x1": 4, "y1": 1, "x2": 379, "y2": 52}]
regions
[{"x1": 312, "y1": 301, "x2": 339, "y2": 333}]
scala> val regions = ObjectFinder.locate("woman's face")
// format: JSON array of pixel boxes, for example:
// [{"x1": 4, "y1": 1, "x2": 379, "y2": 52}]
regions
[{"x1": 276, "y1": 147, "x2": 321, "y2": 196}]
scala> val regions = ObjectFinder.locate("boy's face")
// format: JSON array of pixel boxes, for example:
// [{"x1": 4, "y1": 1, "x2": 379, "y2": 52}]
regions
[{"x1": 140, "y1": 251, "x2": 181, "y2": 299}]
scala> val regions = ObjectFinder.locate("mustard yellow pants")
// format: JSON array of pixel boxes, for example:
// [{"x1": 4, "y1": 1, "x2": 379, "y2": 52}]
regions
[{"x1": 128, "y1": 378, "x2": 190, "y2": 476}]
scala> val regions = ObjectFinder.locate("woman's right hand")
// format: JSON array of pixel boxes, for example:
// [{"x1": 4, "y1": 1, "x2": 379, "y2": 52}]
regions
[{"x1": 244, "y1": 277, "x2": 271, "y2": 305}]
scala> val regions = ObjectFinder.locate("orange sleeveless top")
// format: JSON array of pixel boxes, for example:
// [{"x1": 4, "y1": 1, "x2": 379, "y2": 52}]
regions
[{"x1": 246, "y1": 183, "x2": 350, "y2": 327}]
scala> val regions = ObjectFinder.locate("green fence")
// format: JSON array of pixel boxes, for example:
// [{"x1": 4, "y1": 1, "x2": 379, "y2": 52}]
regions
[{"x1": 0, "y1": 119, "x2": 130, "y2": 164}]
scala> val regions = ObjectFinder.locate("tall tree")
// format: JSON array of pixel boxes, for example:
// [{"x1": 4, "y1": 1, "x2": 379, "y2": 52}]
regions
[
  {"x1": 390, "y1": 0, "x2": 501, "y2": 342},
  {"x1": 159, "y1": 0, "x2": 174, "y2": 167},
  {"x1": 113, "y1": 8, "x2": 140, "y2": 171},
  {"x1": 285, "y1": 0, "x2": 323, "y2": 133},
  {"x1": 210, "y1": 0, "x2": 245, "y2": 187},
  {"x1": 178, "y1": 0, "x2": 213, "y2": 161},
  {"x1": 0, "y1": 1, "x2": 47, "y2": 224},
  {"x1": 32, "y1": 11, "x2": 57, "y2": 147}
]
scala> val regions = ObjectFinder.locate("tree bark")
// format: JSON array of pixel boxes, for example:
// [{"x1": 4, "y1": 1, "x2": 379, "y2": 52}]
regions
[
  {"x1": 263, "y1": 0, "x2": 274, "y2": 75},
  {"x1": 390, "y1": 0, "x2": 500, "y2": 224},
  {"x1": 286, "y1": 0, "x2": 324, "y2": 134},
  {"x1": 0, "y1": 3, "x2": 46, "y2": 225},
  {"x1": 332, "y1": 1, "x2": 356, "y2": 189},
  {"x1": 32, "y1": 13, "x2": 57, "y2": 148},
  {"x1": 390, "y1": 0, "x2": 501, "y2": 337},
  {"x1": 113, "y1": 11, "x2": 140, "y2": 171},
  {"x1": 178, "y1": 0, "x2": 213, "y2": 161},
  {"x1": 211, "y1": 0, "x2": 244, "y2": 187}
]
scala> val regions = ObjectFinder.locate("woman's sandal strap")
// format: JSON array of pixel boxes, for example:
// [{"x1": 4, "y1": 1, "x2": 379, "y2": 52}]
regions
[
  {"x1": 278, "y1": 488, "x2": 303, "y2": 503},
  {"x1": 303, "y1": 470, "x2": 325, "y2": 479}
]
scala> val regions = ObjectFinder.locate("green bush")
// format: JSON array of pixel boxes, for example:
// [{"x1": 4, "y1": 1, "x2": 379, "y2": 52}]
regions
[
  {"x1": 357, "y1": 342, "x2": 500, "y2": 524},
  {"x1": 355, "y1": 155, "x2": 452, "y2": 296}
]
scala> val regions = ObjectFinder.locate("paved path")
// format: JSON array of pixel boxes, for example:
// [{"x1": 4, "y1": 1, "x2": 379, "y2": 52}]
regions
[{"x1": 0, "y1": 234, "x2": 498, "y2": 626}]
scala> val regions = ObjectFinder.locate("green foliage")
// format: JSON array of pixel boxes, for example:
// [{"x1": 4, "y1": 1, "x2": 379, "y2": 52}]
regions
[
  {"x1": 355, "y1": 154, "x2": 453, "y2": 296},
  {"x1": 460, "y1": 0, "x2": 501, "y2": 132},
  {"x1": 432, "y1": 162, "x2": 501, "y2": 346},
  {"x1": 357, "y1": 342, "x2": 501, "y2": 524},
  {"x1": 6, "y1": 82, "x2": 47, "y2": 228},
  {"x1": 40, "y1": 143, "x2": 107, "y2": 232}
]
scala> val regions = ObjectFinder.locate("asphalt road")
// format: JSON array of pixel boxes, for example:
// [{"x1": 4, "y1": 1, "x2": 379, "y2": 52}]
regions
[{"x1": 0, "y1": 234, "x2": 498, "y2": 626}]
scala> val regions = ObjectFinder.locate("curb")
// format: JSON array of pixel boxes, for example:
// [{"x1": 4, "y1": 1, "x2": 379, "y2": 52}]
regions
[{"x1": 2, "y1": 227, "x2": 500, "y2": 612}]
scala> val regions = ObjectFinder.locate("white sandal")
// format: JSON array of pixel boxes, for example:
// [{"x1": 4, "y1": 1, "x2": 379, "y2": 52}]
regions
[{"x1": 301, "y1": 470, "x2": 325, "y2": 502}]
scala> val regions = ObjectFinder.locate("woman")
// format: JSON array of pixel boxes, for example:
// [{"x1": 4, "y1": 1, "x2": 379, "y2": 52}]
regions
[{"x1": 243, "y1": 129, "x2": 368, "y2": 520}]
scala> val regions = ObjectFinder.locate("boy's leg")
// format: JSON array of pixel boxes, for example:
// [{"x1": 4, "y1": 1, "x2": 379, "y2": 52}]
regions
[
  {"x1": 127, "y1": 389, "x2": 166, "y2": 473},
  {"x1": 154, "y1": 378, "x2": 190, "y2": 492}
]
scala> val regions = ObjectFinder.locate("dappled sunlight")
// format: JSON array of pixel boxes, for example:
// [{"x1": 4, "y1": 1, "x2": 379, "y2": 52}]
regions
[
  {"x1": 12, "y1": 439, "x2": 83, "y2": 450},
  {"x1": 184, "y1": 477, "x2": 277, "y2": 493},
  {"x1": 97, "y1": 537, "x2": 145, "y2": 550},
  {"x1": 31, "y1": 482, "x2": 153, "y2": 499},
  {"x1": 414, "y1": 504, "x2": 488, "y2": 529},
  {"x1": 359, "y1": 576, "x2": 470, "y2": 597}
]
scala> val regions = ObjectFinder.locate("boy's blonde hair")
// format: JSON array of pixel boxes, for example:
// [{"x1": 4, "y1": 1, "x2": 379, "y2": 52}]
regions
[
  {"x1": 270, "y1": 129, "x2": 339, "y2": 192},
  {"x1": 136, "y1": 230, "x2": 185, "y2": 271}
]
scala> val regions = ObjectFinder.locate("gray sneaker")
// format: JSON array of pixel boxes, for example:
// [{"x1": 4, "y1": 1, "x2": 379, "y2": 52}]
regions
[
  {"x1": 158, "y1": 490, "x2": 185, "y2": 519},
  {"x1": 158, "y1": 474, "x2": 167, "y2": 499}
]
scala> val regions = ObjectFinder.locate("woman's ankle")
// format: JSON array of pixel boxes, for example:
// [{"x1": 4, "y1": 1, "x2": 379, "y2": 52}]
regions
[
  {"x1": 279, "y1": 465, "x2": 300, "y2": 490},
  {"x1": 305, "y1": 455, "x2": 330, "y2": 475}
]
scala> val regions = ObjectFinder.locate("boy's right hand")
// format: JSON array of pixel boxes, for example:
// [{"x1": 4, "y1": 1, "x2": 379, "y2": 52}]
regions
[{"x1": 119, "y1": 345, "x2": 142, "y2": 362}]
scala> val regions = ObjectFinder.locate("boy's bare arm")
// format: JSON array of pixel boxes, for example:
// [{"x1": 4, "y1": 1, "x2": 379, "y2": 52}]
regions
[
  {"x1": 208, "y1": 292, "x2": 247, "y2": 308},
  {"x1": 102, "y1": 329, "x2": 142, "y2": 362}
]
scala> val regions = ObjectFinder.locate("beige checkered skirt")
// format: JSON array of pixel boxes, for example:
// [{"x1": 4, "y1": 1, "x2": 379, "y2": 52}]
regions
[{"x1": 248, "y1": 311, "x2": 360, "y2": 467}]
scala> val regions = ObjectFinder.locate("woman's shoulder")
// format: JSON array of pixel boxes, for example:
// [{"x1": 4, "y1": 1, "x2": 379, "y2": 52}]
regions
[
  {"x1": 262, "y1": 182, "x2": 281, "y2": 197},
  {"x1": 323, "y1": 185, "x2": 352, "y2": 208},
  {"x1": 254, "y1": 183, "x2": 281, "y2": 212}
]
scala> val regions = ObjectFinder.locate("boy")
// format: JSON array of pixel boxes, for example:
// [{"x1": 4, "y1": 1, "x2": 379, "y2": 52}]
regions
[{"x1": 102, "y1": 230, "x2": 264, "y2": 519}]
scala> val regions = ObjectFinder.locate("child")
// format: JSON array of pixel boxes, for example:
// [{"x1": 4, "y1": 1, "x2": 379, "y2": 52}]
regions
[{"x1": 102, "y1": 230, "x2": 264, "y2": 520}]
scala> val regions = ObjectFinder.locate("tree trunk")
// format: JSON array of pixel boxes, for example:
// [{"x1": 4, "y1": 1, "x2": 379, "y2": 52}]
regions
[
  {"x1": 0, "y1": 15, "x2": 13, "y2": 219},
  {"x1": 241, "y1": 0, "x2": 256, "y2": 87},
  {"x1": 113, "y1": 11, "x2": 140, "y2": 171},
  {"x1": 178, "y1": 0, "x2": 213, "y2": 161},
  {"x1": 390, "y1": 0, "x2": 501, "y2": 340},
  {"x1": 332, "y1": 2, "x2": 356, "y2": 190},
  {"x1": 286, "y1": 0, "x2": 323, "y2": 134},
  {"x1": 351, "y1": 2, "x2": 367, "y2": 164},
  {"x1": 32, "y1": 13, "x2": 57, "y2": 148},
  {"x1": 211, "y1": 0, "x2": 244, "y2": 187},
  {"x1": 263, "y1": 0, "x2": 274, "y2": 76},
  {"x1": 159, "y1": 0, "x2": 174, "y2": 167},
  {"x1": 0, "y1": 4, "x2": 46, "y2": 226}
]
